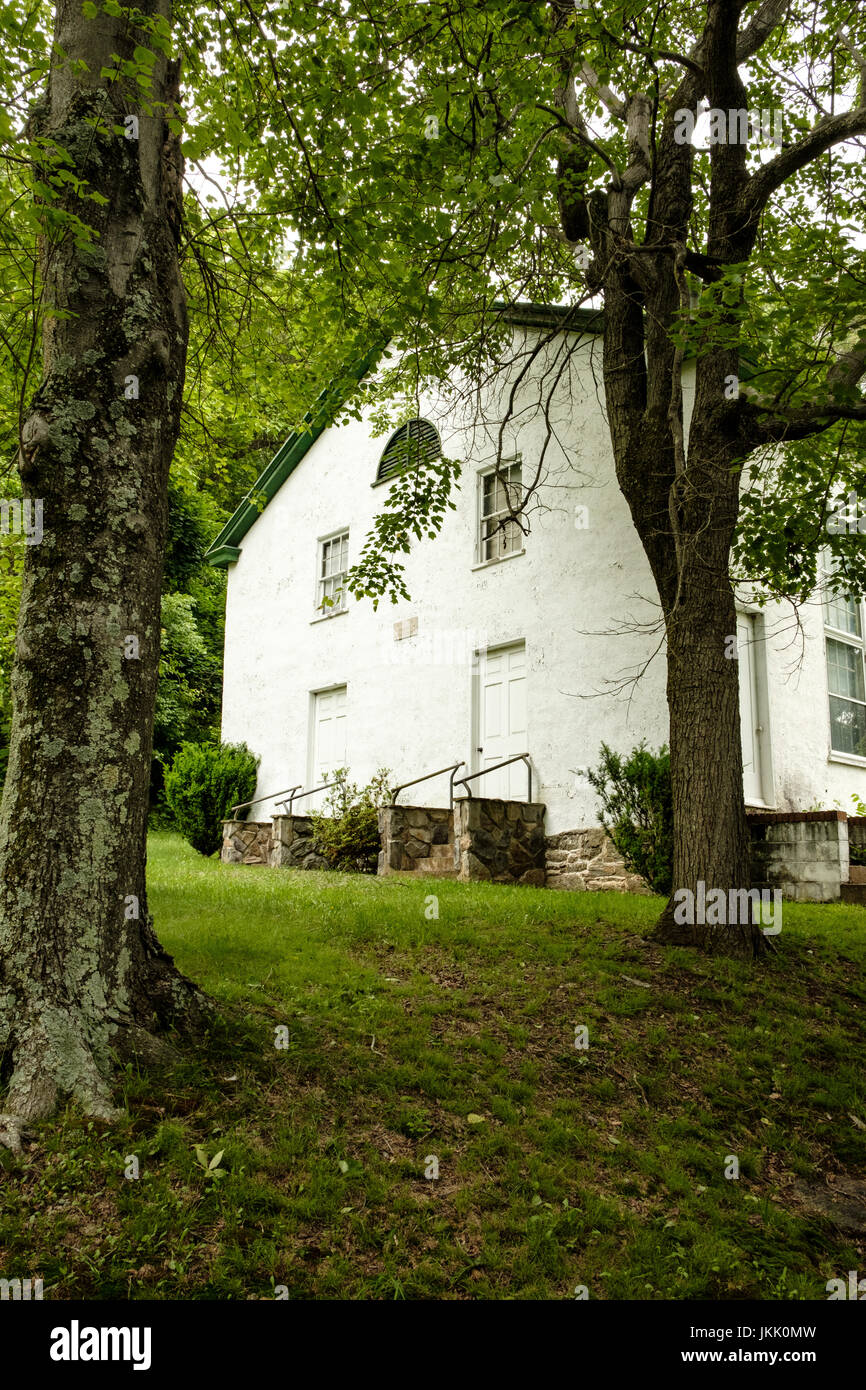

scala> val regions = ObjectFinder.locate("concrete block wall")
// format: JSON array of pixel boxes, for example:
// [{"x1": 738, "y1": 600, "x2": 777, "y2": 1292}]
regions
[{"x1": 748, "y1": 810, "x2": 849, "y2": 903}]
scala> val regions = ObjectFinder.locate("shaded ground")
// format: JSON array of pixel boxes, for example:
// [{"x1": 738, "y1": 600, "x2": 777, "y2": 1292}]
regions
[{"x1": 0, "y1": 831, "x2": 864, "y2": 1300}]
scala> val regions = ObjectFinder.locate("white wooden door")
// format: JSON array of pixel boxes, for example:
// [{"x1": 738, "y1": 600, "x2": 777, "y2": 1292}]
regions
[
  {"x1": 311, "y1": 686, "x2": 347, "y2": 803},
  {"x1": 737, "y1": 615, "x2": 764, "y2": 804},
  {"x1": 477, "y1": 642, "x2": 527, "y2": 799}
]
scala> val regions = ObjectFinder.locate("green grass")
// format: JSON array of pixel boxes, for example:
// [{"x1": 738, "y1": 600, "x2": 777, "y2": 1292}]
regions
[{"x1": 1, "y1": 829, "x2": 865, "y2": 1300}]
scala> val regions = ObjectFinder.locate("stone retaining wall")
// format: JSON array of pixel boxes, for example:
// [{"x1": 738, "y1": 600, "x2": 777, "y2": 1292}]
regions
[
  {"x1": 268, "y1": 814, "x2": 330, "y2": 870},
  {"x1": 545, "y1": 828, "x2": 651, "y2": 893},
  {"x1": 454, "y1": 798, "x2": 546, "y2": 885},
  {"x1": 748, "y1": 809, "x2": 848, "y2": 902},
  {"x1": 221, "y1": 820, "x2": 272, "y2": 865},
  {"x1": 377, "y1": 805, "x2": 455, "y2": 877}
]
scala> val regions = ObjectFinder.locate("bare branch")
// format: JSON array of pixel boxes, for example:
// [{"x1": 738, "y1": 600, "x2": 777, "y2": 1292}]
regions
[{"x1": 578, "y1": 60, "x2": 626, "y2": 119}]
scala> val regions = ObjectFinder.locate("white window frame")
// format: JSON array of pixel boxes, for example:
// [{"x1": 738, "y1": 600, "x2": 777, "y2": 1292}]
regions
[
  {"x1": 475, "y1": 457, "x2": 525, "y2": 565},
  {"x1": 822, "y1": 554, "x2": 866, "y2": 761},
  {"x1": 315, "y1": 529, "x2": 349, "y2": 618}
]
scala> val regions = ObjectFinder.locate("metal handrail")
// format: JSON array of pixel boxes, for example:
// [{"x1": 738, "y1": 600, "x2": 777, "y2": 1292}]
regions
[
  {"x1": 276, "y1": 780, "x2": 335, "y2": 816},
  {"x1": 230, "y1": 784, "x2": 302, "y2": 817},
  {"x1": 390, "y1": 761, "x2": 464, "y2": 807},
  {"x1": 452, "y1": 752, "x2": 532, "y2": 803}
]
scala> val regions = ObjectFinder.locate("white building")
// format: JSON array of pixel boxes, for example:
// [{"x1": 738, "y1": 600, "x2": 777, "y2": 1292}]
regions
[{"x1": 207, "y1": 304, "x2": 866, "y2": 846}]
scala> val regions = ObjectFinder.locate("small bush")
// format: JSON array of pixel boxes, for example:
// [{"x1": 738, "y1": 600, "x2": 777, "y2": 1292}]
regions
[
  {"x1": 164, "y1": 741, "x2": 259, "y2": 856},
  {"x1": 585, "y1": 742, "x2": 672, "y2": 895},
  {"x1": 310, "y1": 768, "x2": 392, "y2": 873}
]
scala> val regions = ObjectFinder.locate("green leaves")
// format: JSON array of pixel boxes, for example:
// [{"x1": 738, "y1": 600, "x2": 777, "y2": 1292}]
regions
[{"x1": 194, "y1": 1145, "x2": 226, "y2": 1179}]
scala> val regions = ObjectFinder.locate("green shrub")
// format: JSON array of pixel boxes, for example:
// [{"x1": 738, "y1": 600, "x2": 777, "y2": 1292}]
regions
[
  {"x1": 310, "y1": 767, "x2": 392, "y2": 873},
  {"x1": 585, "y1": 742, "x2": 672, "y2": 895},
  {"x1": 164, "y1": 741, "x2": 259, "y2": 856}
]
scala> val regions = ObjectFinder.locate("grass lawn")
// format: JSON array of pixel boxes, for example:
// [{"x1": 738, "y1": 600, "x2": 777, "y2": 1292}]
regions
[{"x1": 1, "y1": 829, "x2": 865, "y2": 1300}]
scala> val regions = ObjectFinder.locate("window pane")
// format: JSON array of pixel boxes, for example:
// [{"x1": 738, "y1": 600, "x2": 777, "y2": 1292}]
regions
[
  {"x1": 318, "y1": 534, "x2": 348, "y2": 611},
  {"x1": 827, "y1": 637, "x2": 866, "y2": 701},
  {"x1": 482, "y1": 473, "x2": 500, "y2": 517},
  {"x1": 480, "y1": 463, "x2": 522, "y2": 557},
  {"x1": 829, "y1": 695, "x2": 866, "y2": 756},
  {"x1": 504, "y1": 463, "x2": 521, "y2": 505},
  {"x1": 824, "y1": 590, "x2": 861, "y2": 635}
]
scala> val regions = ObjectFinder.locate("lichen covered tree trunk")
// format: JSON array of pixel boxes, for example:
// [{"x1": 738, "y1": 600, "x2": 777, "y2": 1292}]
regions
[{"x1": 0, "y1": 0, "x2": 208, "y2": 1146}]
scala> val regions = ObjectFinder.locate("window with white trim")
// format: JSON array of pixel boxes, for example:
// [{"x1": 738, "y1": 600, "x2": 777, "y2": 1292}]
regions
[
  {"x1": 823, "y1": 560, "x2": 866, "y2": 756},
  {"x1": 478, "y1": 460, "x2": 523, "y2": 562},
  {"x1": 317, "y1": 531, "x2": 349, "y2": 615}
]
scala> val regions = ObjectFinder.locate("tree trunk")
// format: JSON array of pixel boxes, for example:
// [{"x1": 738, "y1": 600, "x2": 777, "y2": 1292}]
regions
[
  {"x1": 0, "y1": 0, "x2": 208, "y2": 1148},
  {"x1": 654, "y1": 521, "x2": 763, "y2": 957}
]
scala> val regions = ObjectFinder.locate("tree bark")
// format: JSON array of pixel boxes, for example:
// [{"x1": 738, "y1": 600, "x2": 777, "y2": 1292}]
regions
[
  {"x1": 0, "y1": 0, "x2": 208, "y2": 1147},
  {"x1": 560, "y1": 3, "x2": 768, "y2": 958}
]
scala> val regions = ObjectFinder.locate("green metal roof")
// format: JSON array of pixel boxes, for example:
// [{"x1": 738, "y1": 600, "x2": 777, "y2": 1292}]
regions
[
  {"x1": 204, "y1": 345, "x2": 383, "y2": 568},
  {"x1": 205, "y1": 305, "x2": 604, "y2": 567}
]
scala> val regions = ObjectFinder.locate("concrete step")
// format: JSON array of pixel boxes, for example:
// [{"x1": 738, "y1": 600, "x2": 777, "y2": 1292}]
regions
[{"x1": 840, "y1": 882, "x2": 866, "y2": 906}]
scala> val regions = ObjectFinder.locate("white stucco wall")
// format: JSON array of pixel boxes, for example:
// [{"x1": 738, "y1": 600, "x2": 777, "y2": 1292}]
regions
[{"x1": 220, "y1": 325, "x2": 866, "y2": 833}]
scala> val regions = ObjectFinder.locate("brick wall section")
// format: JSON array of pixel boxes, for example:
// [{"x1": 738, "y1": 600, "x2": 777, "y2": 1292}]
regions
[
  {"x1": 748, "y1": 809, "x2": 848, "y2": 903},
  {"x1": 545, "y1": 828, "x2": 651, "y2": 893},
  {"x1": 453, "y1": 798, "x2": 546, "y2": 885},
  {"x1": 268, "y1": 814, "x2": 330, "y2": 869},
  {"x1": 377, "y1": 805, "x2": 456, "y2": 877},
  {"x1": 221, "y1": 820, "x2": 272, "y2": 865}
]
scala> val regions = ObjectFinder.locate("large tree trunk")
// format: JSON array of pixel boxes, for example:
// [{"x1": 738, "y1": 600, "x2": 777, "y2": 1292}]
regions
[
  {"x1": 0, "y1": 0, "x2": 208, "y2": 1148},
  {"x1": 653, "y1": 476, "x2": 762, "y2": 957},
  {"x1": 575, "y1": 25, "x2": 768, "y2": 959}
]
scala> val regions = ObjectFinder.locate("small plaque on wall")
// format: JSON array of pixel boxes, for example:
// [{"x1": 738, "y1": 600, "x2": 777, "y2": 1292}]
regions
[{"x1": 394, "y1": 617, "x2": 419, "y2": 641}]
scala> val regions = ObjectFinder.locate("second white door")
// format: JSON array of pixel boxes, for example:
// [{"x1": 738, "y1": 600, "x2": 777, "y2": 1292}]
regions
[
  {"x1": 311, "y1": 686, "x2": 347, "y2": 805},
  {"x1": 476, "y1": 642, "x2": 527, "y2": 799}
]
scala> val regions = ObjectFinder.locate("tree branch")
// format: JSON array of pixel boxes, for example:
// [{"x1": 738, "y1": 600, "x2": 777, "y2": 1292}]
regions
[
  {"x1": 740, "y1": 342, "x2": 866, "y2": 444},
  {"x1": 578, "y1": 60, "x2": 626, "y2": 119},
  {"x1": 740, "y1": 106, "x2": 866, "y2": 217}
]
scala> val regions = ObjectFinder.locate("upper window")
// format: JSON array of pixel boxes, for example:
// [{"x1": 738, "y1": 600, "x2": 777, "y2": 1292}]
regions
[
  {"x1": 823, "y1": 560, "x2": 866, "y2": 756},
  {"x1": 478, "y1": 460, "x2": 524, "y2": 562},
  {"x1": 376, "y1": 418, "x2": 441, "y2": 483},
  {"x1": 317, "y1": 531, "x2": 349, "y2": 615}
]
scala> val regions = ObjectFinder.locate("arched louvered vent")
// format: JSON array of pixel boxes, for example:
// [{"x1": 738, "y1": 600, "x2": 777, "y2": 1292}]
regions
[{"x1": 376, "y1": 419, "x2": 441, "y2": 483}]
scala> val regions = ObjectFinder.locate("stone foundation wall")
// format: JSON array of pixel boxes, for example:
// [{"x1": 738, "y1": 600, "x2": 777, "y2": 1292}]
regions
[
  {"x1": 748, "y1": 809, "x2": 848, "y2": 902},
  {"x1": 269, "y1": 814, "x2": 331, "y2": 870},
  {"x1": 221, "y1": 820, "x2": 272, "y2": 865},
  {"x1": 377, "y1": 805, "x2": 455, "y2": 877},
  {"x1": 545, "y1": 828, "x2": 651, "y2": 893},
  {"x1": 454, "y1": 798, "x2": 546, "y2": 885}
]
